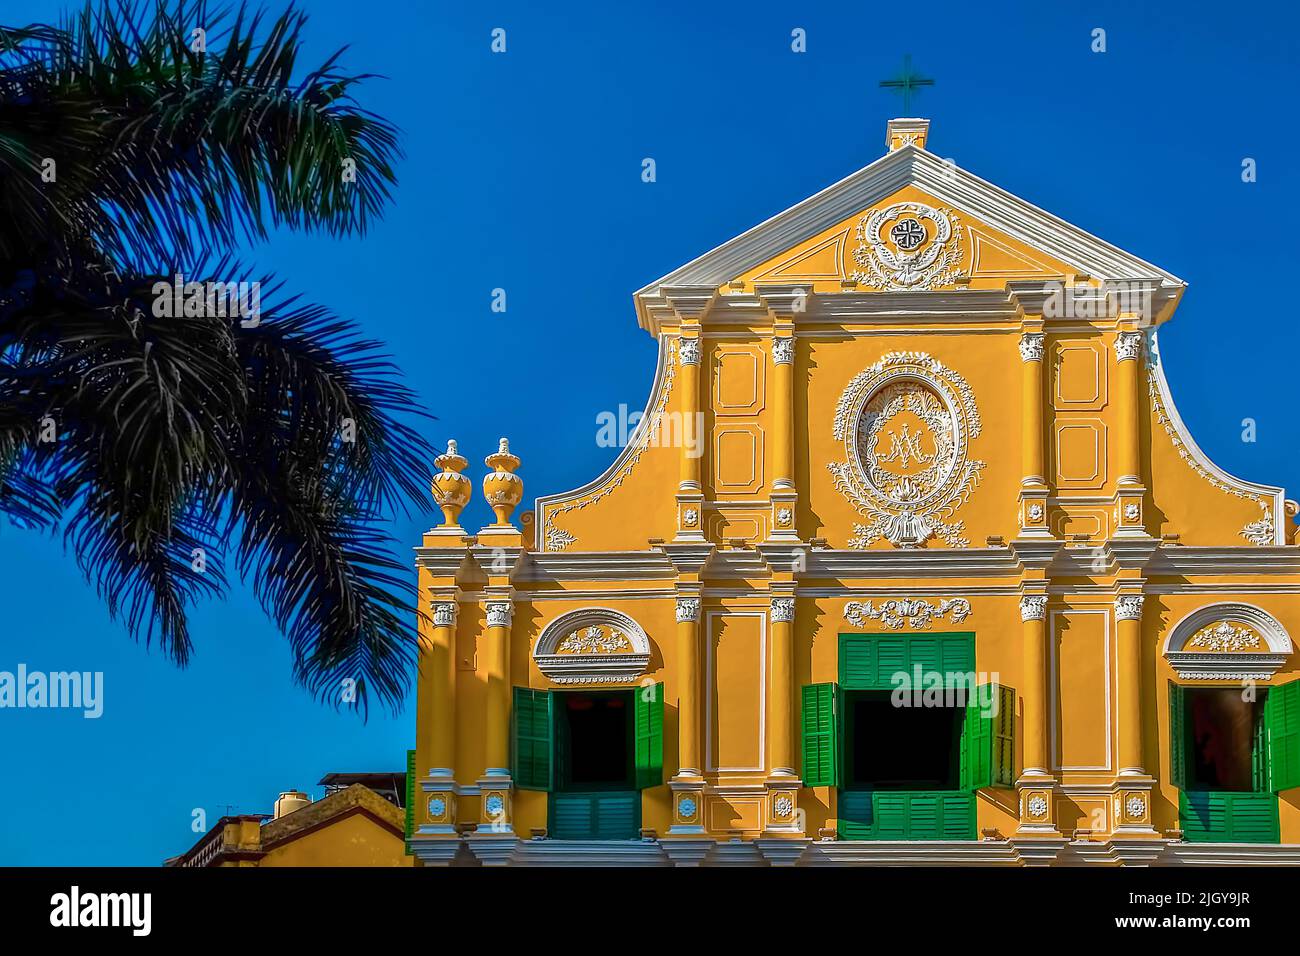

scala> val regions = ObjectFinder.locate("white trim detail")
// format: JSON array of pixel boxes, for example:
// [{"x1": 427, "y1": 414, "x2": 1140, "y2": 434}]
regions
[
  {"x1": 536, "y1": 336, "x2": 677, "y2": 551},
  {"x1": 634, "y1": 145, "x2": 1183, "y2": 333},
  {"x1": 532, "y1": 607, "x2": 652, "y2": 685},
  {"x1": 1163, "y1": 602, "x2": 1292, "y2": 681},
  {"x1": 1147, "y1": 331, "x2": 1284, "y2": 545}
]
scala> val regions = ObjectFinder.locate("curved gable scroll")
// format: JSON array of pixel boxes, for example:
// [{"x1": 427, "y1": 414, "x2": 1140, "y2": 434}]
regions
[
  {"x1": 533, "y1": 608, "x2": 652, "y2": 685},
  {"x1": 1164, "y1": 603, "x2": 1293, "y2": 681}
]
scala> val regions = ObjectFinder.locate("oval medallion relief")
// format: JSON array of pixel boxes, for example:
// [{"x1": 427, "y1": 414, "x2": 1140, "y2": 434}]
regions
[{"x1": 829, "y1": 352, "x2": 985, "y2": 548}]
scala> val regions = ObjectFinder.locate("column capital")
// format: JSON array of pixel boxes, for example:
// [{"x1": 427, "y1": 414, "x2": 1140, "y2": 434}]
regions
[
  {"x1": 770, "y1": 597, "x2": 796, "y2": 623},
  {"x1": 679, "y1": 336, "x2": 700, "y2": 366},
  {"x1": 675, "y1": 597, "x2": 701, "y2": 623},
  {"x1": 431, "y1": 601, "x2": 458, "y2": 627},
  {"x1": 486, "y1": 600, "x2": 513, "y2": 628},
  {"x1": 772, "y1": 335, "x2": 794, "y2": 366},
  {"x1": 1019, "y1": 595, "x2": 1048, "y2": 622},
  {"x1": 1114, "y1": 331, "x2": 1144, "y2": 363},
  {"x1": 1114, "y1": 593, "x2": 1145, "y2": 621},
  {"x1": 1018, "y1": 332, "x2": 1045, "y2": 363}
]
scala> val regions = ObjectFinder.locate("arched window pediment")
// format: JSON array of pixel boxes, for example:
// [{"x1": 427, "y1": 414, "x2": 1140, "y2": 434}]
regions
[
  {"x1": 1164, "y1": 603, "x2": 1292, "y2": 681},
  {"x1": 532, "y1": 608, "x2": 652, "y2": 685}
]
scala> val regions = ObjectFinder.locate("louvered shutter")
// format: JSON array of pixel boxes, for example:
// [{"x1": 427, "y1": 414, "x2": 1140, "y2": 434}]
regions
[
  {"x1": 635, "y1": 682, "x2": 664, "y2": 789},
  {"x1": 512, "y1": 687, "x2": 554, "y2": 791},
  {"x1": 801, "y1": 682, "x2": 840, "y2": 787}
]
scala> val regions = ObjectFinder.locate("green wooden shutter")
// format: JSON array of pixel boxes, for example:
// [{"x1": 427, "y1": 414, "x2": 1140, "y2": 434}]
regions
[
  {"x1": 1266, "y1": 680, "x2": 1300, "y2": 793},
  {"x1": 801, "y1": 682, "x2": 840, "y2": 787},
  {"x1": 962, "y1": 683, "x2": 1015, "y2": 790},
  {"x1": 512, "y1": 687, "x2": 554, "y2": 791},
  {"x1": 635, "y1": 682, "x2": 664, "y2": 789},
  {"x1": 403, "y1": 748, "x2": 416, "y2": 850},
  {"x1": 840, "y1": 632, "x2": 975, "y2": 690},
  {"x1": 550, "y1": 791, "x2": 641, "y2": 840},
  {"x1": 1169, "y1": 682, "x2": 1186, "y2": 789},
  {"x1": 1180, "y1": 791, "x2": 1280, "y2": 844}
]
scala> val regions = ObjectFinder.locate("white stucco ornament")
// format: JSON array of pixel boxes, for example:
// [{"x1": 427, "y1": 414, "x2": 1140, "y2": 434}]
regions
[
  {"x1": 830, "y1": 351, "x2": 984, "y2": 548},
  {"x1": 1027, "y1": 795, "x2": 1048, "y2": 819},
  {"x1": 852, "y1": 202, "x2": 968, "y2": 291}
]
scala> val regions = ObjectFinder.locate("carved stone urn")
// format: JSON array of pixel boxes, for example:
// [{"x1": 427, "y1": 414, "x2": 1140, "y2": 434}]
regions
[
  {"x1": 430, "y1": 440, "x2": 472, "y2": 528},
  {"x1": 482, "y1": 437, "x2": 523, "y2": 527}
]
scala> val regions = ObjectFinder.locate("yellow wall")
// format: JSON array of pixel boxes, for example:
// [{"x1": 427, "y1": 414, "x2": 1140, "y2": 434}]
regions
[{"x1": 412, "y1": 140, "x2": 1300, "y2": 853}]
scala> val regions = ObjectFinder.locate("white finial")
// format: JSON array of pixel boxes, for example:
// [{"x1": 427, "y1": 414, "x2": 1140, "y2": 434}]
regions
[
  {"x1": 498, "y1": 437, "x2": 510, "y2": 454},
  {"x1": 447, "y1": 439, "x2": 458, "y2": 456}
]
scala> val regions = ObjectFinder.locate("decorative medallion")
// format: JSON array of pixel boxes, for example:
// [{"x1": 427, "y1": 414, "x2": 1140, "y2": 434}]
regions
[
  {"x1": 776, "y1": 507, "x2": 793, "y2": 527},
  {"x1": 428, "y1": 796, "x2": 447, "y2": 818},
  {"x1": 533, "y1": 608, "x2": 652, "y2": 684},
  {"x1": 678, "y1": 796, "x2": 698, "y2": 820},
  {"x1": 852, "y1": 202, "x2": 968, "y2": 291},
  {"x1": 829, "y1": 352, "x2": 984, "y2": 548},
  {"x1": 484, "y1": 794, "x2": 505, "y2": 818},
  {"x1": 773, "y1": 795, "x2": 794, "y2": 819},
  {"x1": 1125, "y1": 795, "x2": 1146, "y2": 820},
  {"x1": 1027, "y1": 503, "x2": 1044, "y2": 522},
  {"x1": 844, "y1": 597, "x2": 971, "y2": 630},
  {"x1": 682, "y1": 508, "x2": 699, "y2": 527},
  {"x1": 1124, "y1": 503, "x2": 1141, "y2": 521},
  {"x1": 1027, "y1": 795, "x2": 1049, "y2": 819}
]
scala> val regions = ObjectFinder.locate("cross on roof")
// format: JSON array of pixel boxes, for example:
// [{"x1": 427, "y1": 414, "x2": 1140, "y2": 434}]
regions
[{"x1": 879, "y1": 54, "x2": 934, "y2": 116}]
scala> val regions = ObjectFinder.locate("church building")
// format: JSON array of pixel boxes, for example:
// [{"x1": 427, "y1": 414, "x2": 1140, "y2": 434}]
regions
[{"x1": 409, "y1": 117, "x2": 1300, "y2": 866}]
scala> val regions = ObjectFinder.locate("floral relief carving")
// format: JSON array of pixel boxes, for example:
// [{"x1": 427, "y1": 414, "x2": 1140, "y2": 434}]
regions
[
  {"x1": 1125, "y1": 795, "x2": 1146, "y2": 819},
  {"x1": 844, "y1": 597, "x2": 971, "y2": 630},
  {"x1": 1188, "y1": 622, "x2": 1261, "y2": 653},
  {"x1": 557, "y1": 625, "x2": 631, "y2": 655},
  {"x1": 1027, "y1": 795, "x2": 1048, "y2": 819}
]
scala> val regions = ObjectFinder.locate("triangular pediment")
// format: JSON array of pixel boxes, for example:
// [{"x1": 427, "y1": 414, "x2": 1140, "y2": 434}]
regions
[{"x1": 634, "y1": 142, "x2": 1183, "y2": 328}]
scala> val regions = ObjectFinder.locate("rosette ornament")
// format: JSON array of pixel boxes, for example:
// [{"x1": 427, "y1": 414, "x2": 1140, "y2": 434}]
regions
[
  {"x1": 482, "y1": 437, "x2": 524, "y2": 526},
  {"x1": 430, "y1": 440, "x2": 472, "y2": 528}
]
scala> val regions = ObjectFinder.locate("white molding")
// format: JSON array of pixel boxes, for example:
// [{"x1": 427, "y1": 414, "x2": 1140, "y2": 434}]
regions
[
  {"x1": 705, "y1": 609, "x2": 767, "y2": 775},
  {"x1": 532, "y1": 607, "x2": 652, "y2": 685},
  {"x1": 1048, "y1": 607, "x2": 1113, "y2": 773},
  {"x1": 1163, "y1": 601, "x2": 1292, "y2": 681},
  {"x1": 634, "y1": 145, "x2": 1183, "y2": 333},
  {"x1": 533, "y1": 335, "x2": 675, "y2": 550},
  {"x1": 1148, "y1": 329, "x2": 1284, "y2": 544}
]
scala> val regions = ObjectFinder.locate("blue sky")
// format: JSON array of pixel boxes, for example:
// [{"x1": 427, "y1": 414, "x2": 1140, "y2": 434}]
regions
[{"x1": 0, "y1": 0, "x2": 1295, "y2": 864}]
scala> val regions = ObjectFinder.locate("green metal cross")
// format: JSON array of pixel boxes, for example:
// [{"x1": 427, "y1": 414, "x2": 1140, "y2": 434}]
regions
[{"x1": 879, "y1": 54, "x2": 934, "y2": 115}]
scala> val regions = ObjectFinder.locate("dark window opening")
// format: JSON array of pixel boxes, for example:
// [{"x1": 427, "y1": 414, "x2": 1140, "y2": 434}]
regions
[
  {"x1": 845, "y1": 691, "x2": 963, "y2": 790},
  {"x1": 560, "y1": 691, "x2": 632, "y2": 790},
  {"x1": 1186, "y1": 687, "x2": 1263, "y2": 793}
]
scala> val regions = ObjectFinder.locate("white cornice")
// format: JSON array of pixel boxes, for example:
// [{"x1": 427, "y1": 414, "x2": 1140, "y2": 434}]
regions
[{"x1": 633, "y1": 145, "x2": 1185, "y2": 334}]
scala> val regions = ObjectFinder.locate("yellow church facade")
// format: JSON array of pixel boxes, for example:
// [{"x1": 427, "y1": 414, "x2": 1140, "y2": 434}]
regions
[{"x1": 410, "y1": 118, "x2": 1300, "y2": 866}]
